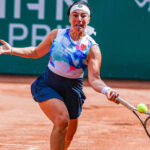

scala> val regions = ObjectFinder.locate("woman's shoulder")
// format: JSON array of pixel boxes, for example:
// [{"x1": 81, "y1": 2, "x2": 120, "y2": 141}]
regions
[
  {"x1": 86, "y1": 34, "x2": 96, "y2": 42},
  {"x1": 57, "y1": 28, "x2": 69, "y2": 35},
  {"x1": 47, "y1": 28, "x2": 67, "y2": 40},
  {"x1": 47, "y1": 29, "x2": 58, "y2": 40},
  {"x1": 85, "y1": 34, "x2": 97, "y2": 47}
]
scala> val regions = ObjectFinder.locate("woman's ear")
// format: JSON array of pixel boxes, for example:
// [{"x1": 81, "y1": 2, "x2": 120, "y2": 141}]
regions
[
  {"x1": 87, "y1": 17, "x2": 90, "y2": 24},
  {"x1": 69, "y1": 15, "x2": 71, "y2": 24}
]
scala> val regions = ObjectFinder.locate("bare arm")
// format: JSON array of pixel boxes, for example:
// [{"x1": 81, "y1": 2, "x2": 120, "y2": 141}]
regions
[
  {"x1": 87, "y1": 45, "x2": 107, "y2": 92},
  {"x1": 0, "y1": 29, "x2": 58, "y2": 59},
  {"x1": 87, "y1": 45, "x2": 119, "y2": 103}
]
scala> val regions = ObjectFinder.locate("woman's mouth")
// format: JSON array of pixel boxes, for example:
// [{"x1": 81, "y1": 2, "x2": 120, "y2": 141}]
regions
[{"x1": 75, "y1": 24, "x2": 83, "y2": 28}]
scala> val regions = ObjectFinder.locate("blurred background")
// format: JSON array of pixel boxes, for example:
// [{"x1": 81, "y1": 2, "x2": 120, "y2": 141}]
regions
[{"x1": 0, "y1": 0, "x2": 150, "y2": 79}]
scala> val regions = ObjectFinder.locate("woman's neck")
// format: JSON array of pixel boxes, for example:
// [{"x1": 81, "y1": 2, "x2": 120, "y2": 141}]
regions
[{"x1": 69, "y1": 29, "x2": 86, "y2": 41}]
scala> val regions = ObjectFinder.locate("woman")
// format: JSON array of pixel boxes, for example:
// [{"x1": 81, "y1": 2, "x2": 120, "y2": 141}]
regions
[{"x1": 0, "y1": 1, "x2": 119, "y2": 150}]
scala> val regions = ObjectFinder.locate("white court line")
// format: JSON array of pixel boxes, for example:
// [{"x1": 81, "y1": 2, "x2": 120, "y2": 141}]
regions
[
  {"x1": 0, "y1": 143, "x2": 39, "y2": 149},
  {"x1": 27, "y1": 147, "x2": 38, "y2": 150}
]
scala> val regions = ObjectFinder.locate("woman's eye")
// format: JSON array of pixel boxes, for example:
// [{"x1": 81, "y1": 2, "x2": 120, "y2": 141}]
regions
[
  {"x1": 73, "y1": 15, "x2": 78, "y2": 17},
  {"x1": 82, "y1": 15, "x2": 86, "y2": 18}
]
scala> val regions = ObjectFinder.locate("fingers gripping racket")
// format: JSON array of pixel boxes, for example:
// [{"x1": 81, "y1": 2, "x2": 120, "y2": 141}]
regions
[{"x1": 116, "y1": 97, "x2": 150, "y2": 138}]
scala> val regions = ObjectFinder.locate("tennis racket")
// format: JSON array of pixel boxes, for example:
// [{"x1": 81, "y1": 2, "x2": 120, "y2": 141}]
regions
[{"x1": 116, "y1": 96, "x2": 150, "y2": 138}]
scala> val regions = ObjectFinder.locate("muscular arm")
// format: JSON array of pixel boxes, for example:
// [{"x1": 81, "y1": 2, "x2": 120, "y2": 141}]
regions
[
  {"x1": 0, "y1": 29, "x2": 58, "y2": 59},
  {"x1": 87, "y1": 45, "x2": 119, "y2": 102},
  {"x1": 87, "y1": 45, "x2": 107, "y2": 93}
]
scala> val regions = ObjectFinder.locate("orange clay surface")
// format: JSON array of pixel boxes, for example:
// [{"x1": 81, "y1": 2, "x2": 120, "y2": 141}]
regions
[{"x1": 0, "y1": 75, "x2": 150, "y2": 150}]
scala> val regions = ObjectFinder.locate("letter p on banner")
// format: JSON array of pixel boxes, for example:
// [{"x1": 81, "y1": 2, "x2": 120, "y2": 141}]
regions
[{"x1": 9, "y1": 24, "x2": 28, "y2": 46}]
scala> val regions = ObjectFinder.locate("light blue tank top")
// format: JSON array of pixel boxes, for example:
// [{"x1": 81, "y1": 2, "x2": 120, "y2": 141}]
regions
[{"x1": 48, "y1": 28, "x2": 97, "y2": 78}]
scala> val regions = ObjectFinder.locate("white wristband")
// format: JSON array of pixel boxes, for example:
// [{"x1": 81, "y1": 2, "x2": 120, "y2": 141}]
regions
[
  {"x1": 101, "y1": 87, "x2": 111, "y2": 95},
  {"x1": 11, "y1": 48, "x2": 13, "y2": 54}
]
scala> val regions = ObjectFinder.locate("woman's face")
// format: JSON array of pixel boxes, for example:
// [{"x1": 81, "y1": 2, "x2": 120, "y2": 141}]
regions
[{"x1": 69, "y1": 10, "x2": 90, "y2": 33}]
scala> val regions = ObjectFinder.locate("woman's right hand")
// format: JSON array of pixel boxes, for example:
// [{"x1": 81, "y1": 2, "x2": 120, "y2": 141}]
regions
[
  {"x1": 0, "y1": 40, "x2": 12, "y2": 55},
  {"x1": 105, "y1": 89, "x2": 120, "y2": 104}
]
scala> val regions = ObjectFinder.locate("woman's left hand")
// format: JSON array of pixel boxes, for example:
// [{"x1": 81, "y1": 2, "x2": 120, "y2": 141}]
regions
[
  {"x1": 0, "y1": 40, "x2": 12, "y2": 55},
  {"x1": 105, "y1": 89, "x2": 120, "y2": 104}
]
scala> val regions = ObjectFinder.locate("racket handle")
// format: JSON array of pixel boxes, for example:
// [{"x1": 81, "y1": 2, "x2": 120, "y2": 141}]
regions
[{"x1": 116, "y1": 97, "x2": 137, "y2": 111}]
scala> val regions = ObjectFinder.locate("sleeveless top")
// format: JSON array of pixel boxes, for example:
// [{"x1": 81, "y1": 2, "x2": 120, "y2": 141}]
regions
[{"x1": 48, "y1": 28, "x2": 97, "y2": 79}]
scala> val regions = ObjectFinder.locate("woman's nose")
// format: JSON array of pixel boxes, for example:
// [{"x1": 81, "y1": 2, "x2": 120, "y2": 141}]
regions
[{"x1": 77, "y1": 15, "x2": 82, "y2": 21}]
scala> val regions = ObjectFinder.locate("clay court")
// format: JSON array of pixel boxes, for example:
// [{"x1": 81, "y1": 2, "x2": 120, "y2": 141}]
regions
[{"x1": 0, "y1": 75, "x2": 150, "y2": 150}]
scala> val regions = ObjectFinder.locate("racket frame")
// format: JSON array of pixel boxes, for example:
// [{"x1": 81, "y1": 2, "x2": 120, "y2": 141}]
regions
[{"x1": 116, "y1": 97, "x2": 150, "y2": 138}]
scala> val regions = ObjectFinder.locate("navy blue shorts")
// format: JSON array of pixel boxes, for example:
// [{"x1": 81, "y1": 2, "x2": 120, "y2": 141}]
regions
[{"x1": 31, "y1": 68, "x2": 86, "y2": 119}]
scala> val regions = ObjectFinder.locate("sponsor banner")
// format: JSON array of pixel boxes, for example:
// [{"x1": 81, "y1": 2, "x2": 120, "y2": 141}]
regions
[{"x1": 0, "y1": 0, "x2": 150, "y2": 79}]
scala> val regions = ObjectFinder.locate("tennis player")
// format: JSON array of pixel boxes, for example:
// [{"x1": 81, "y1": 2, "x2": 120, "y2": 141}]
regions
[{"x1": 0, "y1": 1, "x2": 119, "y2": 150}]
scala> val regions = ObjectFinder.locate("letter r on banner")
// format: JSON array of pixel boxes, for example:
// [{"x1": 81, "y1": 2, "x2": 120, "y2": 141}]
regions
[{"x1": 32, "y1": 24, "x2": 50, "y2": 46}]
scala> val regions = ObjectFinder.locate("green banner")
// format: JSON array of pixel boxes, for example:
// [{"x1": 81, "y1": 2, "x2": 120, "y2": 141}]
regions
[{"x1": 0, "y1": 0, "x2": 150, "y2": 79}]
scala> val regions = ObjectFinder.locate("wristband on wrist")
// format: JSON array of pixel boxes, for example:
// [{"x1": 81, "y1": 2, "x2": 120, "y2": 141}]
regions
[
  {"x1": 101, "y1": 86, "x2": 111, "y2": 95},
  {"x1": 10, "y1": 48, "x2": 13, "y2": 55}
]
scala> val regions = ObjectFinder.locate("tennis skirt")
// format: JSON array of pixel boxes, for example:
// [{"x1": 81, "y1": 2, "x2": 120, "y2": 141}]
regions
[{"x1": 31, "y1": 67, "x2": 86, "y2": 119}]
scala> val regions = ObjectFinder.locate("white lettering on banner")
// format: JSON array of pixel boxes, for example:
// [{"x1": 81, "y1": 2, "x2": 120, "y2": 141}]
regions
[
  {"x1": 56, "y1": 0, "x2": 73, "y2": 20},
  {"x1": 14, "y1": 0, "x2": 21, "y2": 19},
  {"x1": 135, "y1": 0, "x2": 150, "y2": 11},
  {"x1": 27, "y1": 0, "x2": 45, "y2": 19},
  {"x1": 1, "y1": 0, "x2": 94, "y2": 46},
  {"x1": 0, "y1": 0, "x2": 89, "y2": 20},
  {"x1": 32, "y1": 24, "x2": 50, "y2": 46},
  {"x1": 9, "y1": 24, "x2": 28, "y2": 46},
  {"x1": 8, "y1": 24, "x2": 96, "y2": 46},
  {"x1": 56, "y1": 0, "x2": 88, "y2": 20},
  {"x1": 0, "y1": 0, "x2": 6, "y2": 18}
]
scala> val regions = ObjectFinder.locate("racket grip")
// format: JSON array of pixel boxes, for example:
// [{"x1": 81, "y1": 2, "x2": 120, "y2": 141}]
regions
[{"x1": 116, "y1": 97, "x2": 137, "y2": 111}]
